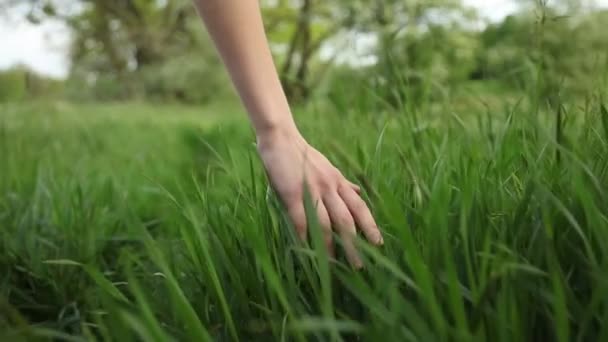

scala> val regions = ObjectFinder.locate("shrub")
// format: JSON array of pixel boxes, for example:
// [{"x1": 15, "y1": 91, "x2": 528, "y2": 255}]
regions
[{"x1": 0, "y1": 68, "x2": 27, "y2": 102}]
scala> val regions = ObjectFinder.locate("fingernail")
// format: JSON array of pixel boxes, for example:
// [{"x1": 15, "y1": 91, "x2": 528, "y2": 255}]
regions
[{"x1": 373, "y1": 229, "x2": 384, "y2": 245}]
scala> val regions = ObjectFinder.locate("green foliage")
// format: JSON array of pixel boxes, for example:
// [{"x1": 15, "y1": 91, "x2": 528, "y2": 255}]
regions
[
  {"x1": 475, "y1": 10, "x2": 608, "y2": 101},
  {"x1": 0, "y1": 67, "x2": 65, "y2": 103},
  {"x1": 3, "y1": 4, "x2": 608, "y2": 341},
  {"x1": 10, "y1": 1, "x2": 608, "y2": 106},
  {"x1": 0, "y1": 68, "x2": 27, "y2": 102},
  {"x1": 55, "y1": 1, "x2": 229, "y2": 103},
  {"x1": 138, "y1": 52, "x2": 231, "y2": 104},
  {"x1": 372, "y1": 25, "x2": 480, "y2": 106},
  {"x1": 12, "y1": 0, "x2": 475, "y2": 103},
  {"x1": 331, "y1": 6, "x2": 608, "y2": 109},
  {"x1": 2, "y1": 80, "x2": 608, "y2": 340}
]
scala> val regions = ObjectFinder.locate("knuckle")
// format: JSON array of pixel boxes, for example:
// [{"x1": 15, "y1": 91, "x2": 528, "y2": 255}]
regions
[
  {"x1": 283, "y1": 189, "x2": 302, "y2": 204},
  {"x1": 336, "y1": 213, "x2": 355, "y2": 229},
  {"x1": 293, "y1": 218, "x2": 307, "y2": 233},
  {"x1": 316, "y1": 175, "x2": 335, "y2": 190},
  {"x1": 332, "y1": 167, "x2": 343, "y2": 178},
  {"x1": 351, "y1": 197, "x2": 368, "y2": 212},
  {"x1": 288, "y1": 207, "x2": 306, "y2": 229},
  {"x1": 318, "y1": 213, "x2": 331, "y2": 229},
  {"x1": 337, "y1": 181, "x2": 351, "y2": 194}
]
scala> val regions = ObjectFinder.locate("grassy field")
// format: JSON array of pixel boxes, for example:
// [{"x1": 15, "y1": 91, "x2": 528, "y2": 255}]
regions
[{"x1": 2, "y1": 90, "x2": 608, "y2": 341}]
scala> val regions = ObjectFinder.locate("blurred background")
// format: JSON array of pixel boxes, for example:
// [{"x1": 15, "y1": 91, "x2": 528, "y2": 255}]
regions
[
  {"x1": 1, "y1": 0, "x2": 607, "y2": 107},
  {"x1": 3, "y1": 2, "x2": 608, "y2": 339}
]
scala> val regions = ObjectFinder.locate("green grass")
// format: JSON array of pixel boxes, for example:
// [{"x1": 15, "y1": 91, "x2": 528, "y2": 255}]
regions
[{"x1": 1, "y1": 92, "x2": 608, "y2": 341}]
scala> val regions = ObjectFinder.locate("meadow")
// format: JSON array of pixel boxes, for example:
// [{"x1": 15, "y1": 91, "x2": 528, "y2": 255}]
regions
[{"x1": 1, "y1": 80, "x2": 608, "y2": 341}]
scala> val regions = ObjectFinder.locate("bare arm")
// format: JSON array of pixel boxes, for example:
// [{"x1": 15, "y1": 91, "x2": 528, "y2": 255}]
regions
[
  {"x1": 193, "y1": 0, "x2": 294, "y2": 136},
  {"x1": 194, "y1": 0, "x2": 382, "y2": 268}
]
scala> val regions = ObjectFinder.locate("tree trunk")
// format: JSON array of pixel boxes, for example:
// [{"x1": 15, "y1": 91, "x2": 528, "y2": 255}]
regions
[
  {"x1": 280, "y1": 0, "x2": 312, "y2": 102},
  {"x1": 92, "y1": 0, "x2": 127, "y2": 74}
]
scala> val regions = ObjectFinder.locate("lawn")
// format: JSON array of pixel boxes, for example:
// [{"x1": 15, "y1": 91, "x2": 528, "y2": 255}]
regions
[{"x1": 1, "y1": 95, "x2": 608, "y2": 341}]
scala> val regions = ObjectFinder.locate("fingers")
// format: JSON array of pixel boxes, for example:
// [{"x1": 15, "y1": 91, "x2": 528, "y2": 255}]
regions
[
  {"x1": 338, "y1": 184, "x2": 383, "y2": 246},
  {"x1": 287, "y1": 202, "x2": 307, "y2": 241},
  {"x1": 315, "y1": 201, "x2": 334, "y2": 257},
  {"x1": 323, "y1": 193, "x2": 363, "y2": 269},
  {"x1": 284, "y1": 175, "x2": 375, "y2": 269},
  {"x1": 287, "y1": 194, "x2": 334, "y2": 257}
]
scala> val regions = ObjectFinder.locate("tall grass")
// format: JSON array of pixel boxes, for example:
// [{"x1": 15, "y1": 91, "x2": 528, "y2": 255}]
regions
[
  {"x1": 2, "y1": 75, "x2": 608, "y2": 342},
  {"x1": 2, "y1": 7, "x2": 608, "y2": 336}
]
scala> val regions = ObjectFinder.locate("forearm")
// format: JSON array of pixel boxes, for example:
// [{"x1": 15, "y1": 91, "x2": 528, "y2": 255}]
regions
[{"x1": 193, "y1": 0, "x2": 298, "y2": 140}]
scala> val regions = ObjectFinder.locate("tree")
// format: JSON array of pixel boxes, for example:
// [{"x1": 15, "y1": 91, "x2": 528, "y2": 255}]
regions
[
  {"x1": 474, "y1": 6, "x2": 608, "y2": 105},
  {"x1": 22, "y1": 0, "x2": 194, "y2": 73},
  {"x1": 343, "y1": 0, "x2": 474, "y2": 107},
  {"x1": 13, "y1": 0, "x2": 472, "y2": 103},
  {"x1": 263, "y1": 0, "x2": 471, "y2": 102},
  {"x1": 262, "y1": 0, "x2": 357, "y2": 101}
]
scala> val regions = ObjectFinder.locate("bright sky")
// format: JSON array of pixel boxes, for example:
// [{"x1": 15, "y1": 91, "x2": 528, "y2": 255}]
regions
[{"x1": 0, "y1": 0, "x2": 606, "y2": 79}]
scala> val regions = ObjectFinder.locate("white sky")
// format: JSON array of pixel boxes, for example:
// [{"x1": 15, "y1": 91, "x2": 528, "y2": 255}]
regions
[
  {"x1": 0, "y1": 16, "x2": 71, "y2": 78},
  {"x1": 0, "y1": 0, "x2": 606, "y2": 79}
]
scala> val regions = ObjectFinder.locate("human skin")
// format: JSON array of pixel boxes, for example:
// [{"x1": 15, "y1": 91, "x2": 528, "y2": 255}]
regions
[{"x1": 193, "y1": 0, "x2": 383, "y2": 268}]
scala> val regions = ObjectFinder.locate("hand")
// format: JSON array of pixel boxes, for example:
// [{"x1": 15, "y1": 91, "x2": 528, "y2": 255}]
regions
[{"x1": 257, "y1": 127, "x2": 383, "y2": 268}]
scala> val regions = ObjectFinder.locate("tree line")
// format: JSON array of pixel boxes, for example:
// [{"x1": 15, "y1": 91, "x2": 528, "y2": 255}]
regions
[{"x1": 1, "y1": 0, "x2": 607, "y2": 104}]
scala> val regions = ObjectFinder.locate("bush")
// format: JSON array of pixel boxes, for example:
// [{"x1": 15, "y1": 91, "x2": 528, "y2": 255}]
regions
[
  {"x1": 64, "y1": 52, "x2": 230, "y2": 104},
  {"x1": 0, "y1": 68, "x2": 27, "y2": 102},
  {"x1": 356, "y1": 25, "x2": 480, "y2": 107},
  {"x1": 474, "y1": 10, "x2": 608, "y2": 100},
  {"x1": 139, "y1": 52, "x2": 231, "y2": 105},
  {"x1": 0, "y1": 66, "x2": 64, "y2": 102}
]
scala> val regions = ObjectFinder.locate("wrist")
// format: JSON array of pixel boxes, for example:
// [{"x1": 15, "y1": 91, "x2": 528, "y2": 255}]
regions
[{"x1": 256, "y1": 119, "x2": 306, "y2": 151}]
